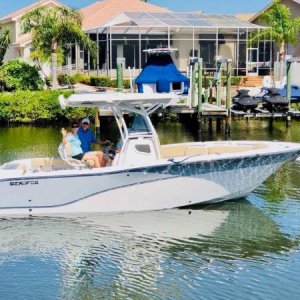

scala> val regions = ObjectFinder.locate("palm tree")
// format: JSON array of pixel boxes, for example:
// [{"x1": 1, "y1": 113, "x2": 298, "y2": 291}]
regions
[
  {"x1": 22, "y1": 5, "x2": 96, "y2": 89},
  {"x1": 0, "y1": 28, "x2": 12, "y2": 66},
  {"x1": 251, "y1": 0, "x2": 300, "y2": 61}
]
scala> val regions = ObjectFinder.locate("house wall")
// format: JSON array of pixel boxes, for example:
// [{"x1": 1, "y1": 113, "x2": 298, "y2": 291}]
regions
[
  {"x1": 219, "y1": 43, "x2": 236, "y2": 61},
  {"x1": 171, "y1": 34, "x2": 200, "y2": 72},
  {"x1": 252, "y1": 0, "x2": 300, "y2": 57}
]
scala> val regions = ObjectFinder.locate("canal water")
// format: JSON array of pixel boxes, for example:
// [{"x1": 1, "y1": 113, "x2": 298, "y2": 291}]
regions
[{"x1": 0, "y1": 119, "x2": 300, "y2": 299}]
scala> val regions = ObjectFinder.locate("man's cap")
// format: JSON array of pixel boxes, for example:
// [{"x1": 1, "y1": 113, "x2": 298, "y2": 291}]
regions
[{"x1": 82, "y1": 118, "x2": 90, "y2": 124}]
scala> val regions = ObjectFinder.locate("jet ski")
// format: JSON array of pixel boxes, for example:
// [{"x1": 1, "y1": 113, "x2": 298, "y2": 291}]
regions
[
  {"x1": 232, "y1": 89, "x2": 261, "y2": 113},
  {"x1": 261, "y1": 88, "x2": 289, "y2": 113}
]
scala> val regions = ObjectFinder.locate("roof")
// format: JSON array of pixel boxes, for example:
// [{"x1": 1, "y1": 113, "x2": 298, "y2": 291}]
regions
[
  {"x1": 81, "y1": 0, "x2": 170, "y2": 30},
  {"x1": 101, "y1": 12, "x2": 266, "y2": 29},
  {"x1": 0, "y1": 0, "x2": 61, "y2": 23},
  {"x1": 249, "y1": 0, "x2": 300, "y2": 22},
  {"x1": 235, "y1": 13, "x2": 256, "y2": 22}
]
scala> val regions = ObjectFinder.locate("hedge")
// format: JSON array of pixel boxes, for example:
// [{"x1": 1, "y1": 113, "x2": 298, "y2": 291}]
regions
[
  {"x1": 202, "y1": 76, "x2": 241, "y2": 88},
  {"x1": 66, "y1": 73, "x2": 239, "y2": 89},
  {"x1": 0, "y1": 90, "x2": 95, "y2": 124}
]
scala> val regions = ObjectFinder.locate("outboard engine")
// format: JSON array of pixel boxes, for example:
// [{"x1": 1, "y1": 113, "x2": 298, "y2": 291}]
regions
[
  {"x1": 262, "y1": 88, "x2": 289, "y2": 113},
  {"x1": 232, "y1": 89, "x2": 260, "y2": 113}
]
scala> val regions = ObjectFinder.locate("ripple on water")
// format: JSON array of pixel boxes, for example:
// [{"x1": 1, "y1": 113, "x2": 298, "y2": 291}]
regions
[{"x1": 0, "y1": 200, "x2": 299, "y2": 298}]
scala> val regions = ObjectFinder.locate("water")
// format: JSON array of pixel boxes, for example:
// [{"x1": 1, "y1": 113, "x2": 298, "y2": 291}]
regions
[{"x1": 0, "y1": 119, "x2": 300, "y2": 299}]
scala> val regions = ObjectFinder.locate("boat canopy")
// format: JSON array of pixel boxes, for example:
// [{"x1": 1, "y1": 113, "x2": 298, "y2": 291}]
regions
[
  {"x1": 135, "y1": 52, "x2": 189, "y2": 93},
  {"x1": 59, "y1": 92, "x2": 175, "y2": 109}
]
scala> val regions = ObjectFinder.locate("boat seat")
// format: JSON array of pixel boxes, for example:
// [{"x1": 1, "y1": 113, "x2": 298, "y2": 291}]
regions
[
  {"x1": 160, "y1": 143, "x2": 269, "y2": 158},
  {"x1": 160, "y1": 144, "x2": 208, "y2": 158},
  {"x1": 58, "y1": 143, "x2": 94, "y2": 169},
  {"x1": 31, "y1": 157, "x2": 54, "y2": 171},
  {"x1": 0, "y1": 162, "x2": 27, "y2": 175},
  {"x1": 207, "y1": 144, "x2": 268, "y2": 154},
  {"x1": 160, "y1": 144, "x2": 187, "y2": 158}
]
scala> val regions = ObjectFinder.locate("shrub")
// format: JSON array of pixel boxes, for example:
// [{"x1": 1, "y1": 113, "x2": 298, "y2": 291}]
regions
[
  {"x1": 0, "y1": 59, "x2": 44, "y2": 91},
  {"x1": 123, "y1": 79, "x2": 131, "y2": 89},
  {"x1": 71, "y1": 73, "x2": 91, "y2": 85},
  {"x1": 57, "y1": 74, "x2": 75, "y2": 86},
  {"x1": 0, "y1": 90, "x2": 94, "y2": 123},
  {"x1": 291, "y1": 103, "x2": 300, "y2": 111},
  {"x1": 110, "y1": 79, "x2": 131, "y2": 89},
  {"x1": 202, "y1": 76, "x2": 241, "y2": 88},
  {"x1": 90, "y1": 76, "x2": 112, "y2": 87}
]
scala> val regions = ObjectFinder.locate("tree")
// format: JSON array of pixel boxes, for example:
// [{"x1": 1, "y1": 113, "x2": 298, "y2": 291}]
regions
[
  {"x1": 251, "y1": 0, "x2": 300, "y2": 61},
  {"x1": 0, "y1": 28, "x2": 11, "y2": 66},
  {"x1": 22, "y1": 5, "x2": 96, "y2": 89},
  {"x1": 0, "y1": 59, "x2": 44, "y2": 91}
]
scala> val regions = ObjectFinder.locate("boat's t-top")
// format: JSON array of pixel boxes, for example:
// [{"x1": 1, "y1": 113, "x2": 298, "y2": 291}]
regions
[
  {"x1": 59, "y1": 92, "x2": 175, "y2": 166},
  {"x1": 143, "y1": 48, "x2": 178, "y2": 55}
]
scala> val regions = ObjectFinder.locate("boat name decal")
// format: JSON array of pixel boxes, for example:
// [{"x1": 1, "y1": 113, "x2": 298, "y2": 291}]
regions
[{"x1": 10, "y1": 180, "x2": 39, "y2": 186}]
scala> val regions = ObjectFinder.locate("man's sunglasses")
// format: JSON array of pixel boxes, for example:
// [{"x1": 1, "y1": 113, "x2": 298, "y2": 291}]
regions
[{"x1": 72, "y1": 125, "x2": 79, "y2": 128}]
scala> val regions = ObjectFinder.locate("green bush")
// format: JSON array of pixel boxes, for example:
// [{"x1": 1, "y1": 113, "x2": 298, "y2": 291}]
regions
[
  {"x1": 71, "y1": 73, "x2": 91, "y2": 85},
  {"x1": 202, "y1": 76, "x2": 241, "y2": 88},
  {"x1": 90, "y1": 76, "x2": 112, "y2": 87},
  {"x1": 0, "y1": 59, "x2": 44, "y2": 91},
  {"x1": 61, "y1": 74, "x2": 132, "y2": 89},
  {"x1": 123, "y1": 79, "x2": 131, "y2": 89},
  {"x1": 110, "y1": 79, "x2": 131, "y2": 89},
  {"x1": 291, "y1": 103, "x2": 300, "y2": 111},
  {"x1": 57, "y1": 74, "x2": 75, "y2": 86},
  {"x1": 0, "y1": 90, "x2": 94, "y2": 123}
]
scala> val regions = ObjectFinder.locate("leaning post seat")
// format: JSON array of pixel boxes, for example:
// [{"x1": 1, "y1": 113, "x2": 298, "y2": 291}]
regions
[{"x1": 58, "y1": 143, "x2": 94, "y2": 168}]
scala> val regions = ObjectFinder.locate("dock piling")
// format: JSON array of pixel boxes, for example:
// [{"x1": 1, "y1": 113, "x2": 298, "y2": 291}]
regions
[{"x1": 197, "y1": 58, "x2": 203, "y2": 116}]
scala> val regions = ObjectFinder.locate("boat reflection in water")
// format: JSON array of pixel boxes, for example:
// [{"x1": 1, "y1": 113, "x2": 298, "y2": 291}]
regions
[{"x1": 0, "y1": 200, "x2": 298, "y2": 299}]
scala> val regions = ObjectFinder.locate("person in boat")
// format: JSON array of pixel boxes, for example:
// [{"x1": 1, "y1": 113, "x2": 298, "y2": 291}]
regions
[
  {"x1": 61, "y1": 122, "x2": 106, "y2": 168},
  {"x1": 77, "y1": 118, "x2": 110, "y2": 153}
]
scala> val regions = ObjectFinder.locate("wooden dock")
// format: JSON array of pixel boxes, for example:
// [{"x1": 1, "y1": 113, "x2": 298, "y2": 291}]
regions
[{"x1": 167, "y1": 98, "x2": 228, "y2": 117}]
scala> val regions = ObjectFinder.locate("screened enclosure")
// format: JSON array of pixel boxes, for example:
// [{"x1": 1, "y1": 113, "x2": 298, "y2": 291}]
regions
[{"x1": 66, "y1": 12, "x2": 271, "y2": 77}]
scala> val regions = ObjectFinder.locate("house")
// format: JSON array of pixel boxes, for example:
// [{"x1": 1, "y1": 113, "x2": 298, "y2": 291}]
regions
[
  {"x1": 0, "y1": 0, "x2": 61, "y2": 63},
  {"x1": 0, "y1": 0, "x2": 269, "y2": 78},
  {"x1": 237, "y1": 0, "x2": 300, "y2": 58}
]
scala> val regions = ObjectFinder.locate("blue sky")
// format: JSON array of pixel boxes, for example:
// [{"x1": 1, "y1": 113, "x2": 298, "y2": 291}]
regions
[{"x1": 0, "y1": 0, "x2": 271, "y2": 18}]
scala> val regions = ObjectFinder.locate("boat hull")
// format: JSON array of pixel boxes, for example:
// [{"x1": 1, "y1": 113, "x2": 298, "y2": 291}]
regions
[{"x1": 0, "y1": 150, "x2": 297, "y2": 216}]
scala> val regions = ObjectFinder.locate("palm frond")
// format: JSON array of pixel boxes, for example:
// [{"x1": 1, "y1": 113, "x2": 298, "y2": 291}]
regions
[{"x1": 0, "y1": 27, "x2": 12, "y2": 65}]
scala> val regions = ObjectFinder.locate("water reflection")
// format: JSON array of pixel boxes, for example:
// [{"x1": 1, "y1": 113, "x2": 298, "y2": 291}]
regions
[
  {"x1": 255, "y1": 162, "x2": 300, "y2": 202},
  {"x1": 0, "y1": 201, "x2": 298, "y2": 299}
]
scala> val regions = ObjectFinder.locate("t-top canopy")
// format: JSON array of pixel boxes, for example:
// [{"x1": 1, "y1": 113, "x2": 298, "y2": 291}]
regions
[
  {"x1": 143, "y1": 48, "x2": 178, "y2": 54},
  {"x1": 59, "y1": 92, "x2": 175, "y2": 109}
]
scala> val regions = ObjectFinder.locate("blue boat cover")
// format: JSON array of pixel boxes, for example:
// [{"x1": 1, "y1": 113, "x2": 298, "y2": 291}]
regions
[
  {"x1": 278, "y1": 85, "x2": 300, "y2": 102},
  {"x1": 135, "y1": 53, "x2": 189, "y2": 93}
]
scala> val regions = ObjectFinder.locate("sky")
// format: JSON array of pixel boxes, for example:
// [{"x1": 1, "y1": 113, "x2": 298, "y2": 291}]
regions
[{"x1": 0, "y1": 0, "x2": 271, "y2": 18}]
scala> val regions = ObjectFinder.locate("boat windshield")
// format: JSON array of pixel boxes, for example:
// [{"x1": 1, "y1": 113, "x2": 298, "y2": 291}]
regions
[{"x1": 124, "y1": 113, "x2": 151, "y2": 134}]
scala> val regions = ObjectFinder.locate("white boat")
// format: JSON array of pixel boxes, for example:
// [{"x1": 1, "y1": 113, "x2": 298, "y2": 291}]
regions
[{"x1": 1, "y1": 92, "x2": 300, "y2": 216}]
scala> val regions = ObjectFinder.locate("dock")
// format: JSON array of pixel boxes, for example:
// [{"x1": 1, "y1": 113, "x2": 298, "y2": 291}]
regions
[{"x1": 168, "y1": 103, "x2": 228, "y2": 117}]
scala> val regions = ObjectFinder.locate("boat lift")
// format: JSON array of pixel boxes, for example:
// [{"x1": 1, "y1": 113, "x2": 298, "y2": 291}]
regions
[{"x1": 188, "y1": 57, "x2": 232, "y2": 134}]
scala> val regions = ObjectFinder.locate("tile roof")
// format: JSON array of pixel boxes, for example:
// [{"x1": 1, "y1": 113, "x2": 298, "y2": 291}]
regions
[
  {"x1": 0, "y1": 0, "x2": 61, "y2": 22},
  {"x1": 81, "y1": 0, "x2": 171, "y2": 30},
  {"x1": 249, "y1": 0, "x2": 300, "y2": 22},
  {"x1": 235, "y1": 13, "x2": 256, "y2": 22}
]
